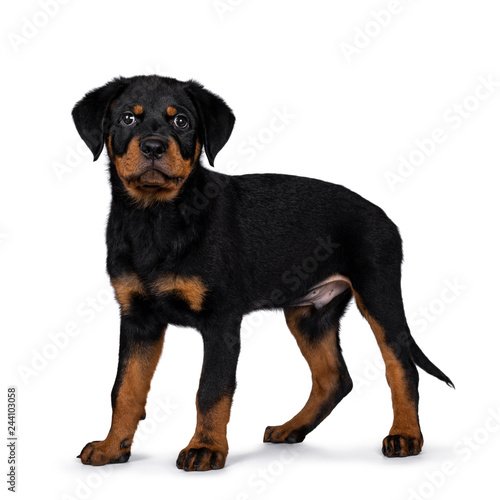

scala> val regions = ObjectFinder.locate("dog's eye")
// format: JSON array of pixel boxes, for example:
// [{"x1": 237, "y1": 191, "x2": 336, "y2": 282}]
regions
[
  {"x1": 173, "y1": 114, "x2": 189, "y2": 129},
  {"x1": 120, "y1": 112, "x2": 136, "y2": 126}
]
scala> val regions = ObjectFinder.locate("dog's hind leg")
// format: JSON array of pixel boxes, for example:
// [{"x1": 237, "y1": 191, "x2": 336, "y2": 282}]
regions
[
  {"x1": 351, "y1": 267, "x2": 424, "y2": 457},
  {"x1": 264, "y1": 290, "x2": 353, "y2": 444}
]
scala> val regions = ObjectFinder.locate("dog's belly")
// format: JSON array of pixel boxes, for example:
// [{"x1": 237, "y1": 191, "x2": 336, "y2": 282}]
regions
[{"x1": 292, "y1": 274, "x2": 351, "y2": 309}]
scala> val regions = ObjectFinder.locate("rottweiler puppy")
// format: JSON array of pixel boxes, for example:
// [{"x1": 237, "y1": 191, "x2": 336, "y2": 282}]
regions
[{"x1": 72, "y1": 75, "x2": 453, "y2": 471}]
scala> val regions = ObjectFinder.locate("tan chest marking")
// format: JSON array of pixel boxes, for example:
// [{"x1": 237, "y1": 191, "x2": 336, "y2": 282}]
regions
[
  {"x1": 153, "y1": 274, "x2": 207, "y2": 312},
  {"x1": 111, "y1": 273, "x2": 145, "y2": 314}
]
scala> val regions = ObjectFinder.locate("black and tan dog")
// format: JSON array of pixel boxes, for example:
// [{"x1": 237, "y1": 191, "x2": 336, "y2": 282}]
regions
[{"x1": 72, "y1": 75, "x2": 453, "y2": 471}]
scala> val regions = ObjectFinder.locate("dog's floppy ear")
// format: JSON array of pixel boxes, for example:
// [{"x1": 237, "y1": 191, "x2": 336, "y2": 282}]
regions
[
  {"x1": 185, "y1": 80, "x2": 235, "y2": 166},
  {"x1": 72, "y1": 77, "x2": 130, "y2": 161}
]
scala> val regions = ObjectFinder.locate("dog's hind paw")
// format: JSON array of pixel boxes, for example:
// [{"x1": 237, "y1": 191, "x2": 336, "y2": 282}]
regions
[{"x1": 264, "y1": 425, "x2": 306, "y2": 444}]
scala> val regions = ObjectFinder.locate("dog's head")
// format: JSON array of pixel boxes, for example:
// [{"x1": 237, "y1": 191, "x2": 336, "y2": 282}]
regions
[{"x1": 72, "y1": 75, "x2": 235, "y2": 206}]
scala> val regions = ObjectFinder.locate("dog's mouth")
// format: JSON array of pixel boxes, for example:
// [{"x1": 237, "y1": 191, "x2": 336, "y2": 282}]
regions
[{"x1": 135, "y1": 169, "x2": 183, "y2": 189}]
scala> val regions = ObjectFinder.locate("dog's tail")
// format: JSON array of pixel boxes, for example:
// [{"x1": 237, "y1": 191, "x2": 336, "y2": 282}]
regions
[{"x1": 409, "y1": 337, "x2": 455, "y2": 388}]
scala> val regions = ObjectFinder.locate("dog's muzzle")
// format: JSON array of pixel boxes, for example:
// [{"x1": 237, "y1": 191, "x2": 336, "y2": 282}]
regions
[
  {"x1": 139, "y1": 138, "x2": 167, "y2": 160},
  {"x1": 138, "y1": 169, "x2": 170, "y2": 187}
]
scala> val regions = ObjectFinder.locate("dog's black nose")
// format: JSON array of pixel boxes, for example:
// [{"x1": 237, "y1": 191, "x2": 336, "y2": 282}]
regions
[{"x1": 140, "y1": 139, "x2": 167, "y2": 159}]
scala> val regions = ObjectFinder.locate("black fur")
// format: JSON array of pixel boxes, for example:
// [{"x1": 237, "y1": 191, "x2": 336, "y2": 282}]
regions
[{"x1": 72, "y1": 75, "x2": 453, "y2": 469}]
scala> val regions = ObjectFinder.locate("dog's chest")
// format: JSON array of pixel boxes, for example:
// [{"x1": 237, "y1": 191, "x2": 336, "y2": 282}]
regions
[
  {"x1": 111, "y1": 270, "x2": 208, "y2": 319},
  {"x1": 107, "y1": 207, "x2": 211, "y2": 321}
]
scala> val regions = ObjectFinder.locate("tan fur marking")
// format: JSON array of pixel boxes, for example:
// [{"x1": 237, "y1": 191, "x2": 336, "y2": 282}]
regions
[
  {"x1": 115, "y1": 137, "x2": 143, "y2": 181},
  {"x1": 164, "y1": 138, "x2": 200, "y2": 180},
  {"x1": 111, "y1": 273, "x2": 145, "y2": 313},
  {"x1": 113, "y1": 137, "x2": 201, "y2": 208},
  {"x1": 194, "y1": 139, "x2": 202, "y2": 162},
  {"x1": 153, "y1": 274, "x2": 207, "y2": 312},
  {"x1": 106, "y1": 135, "x2": 114, "y2": 159},
  {"x1": 110, "y1": 343, "x2": 163, "y2": 439},
  {"x1": 133, "y1": 104, "x2": 143, "y2": 115},
  {"x1": 178, "y1": 395, "x2": 231, "y2": 470},
  {"x1": 166, "y1": 106, "x2": 177, "y2": 117},
  {"x1": 191, "y1": 396, "x2": 231, "y2": 451},
  {"x1": 267, "y1": 307, "x2": 340, "y2": 436},
  {"x1": 353, "y1": 291, "x2": 422, "y2": 447},
  {"x1": 78, "y1": 336, "x2": 165, "y2": 465}
]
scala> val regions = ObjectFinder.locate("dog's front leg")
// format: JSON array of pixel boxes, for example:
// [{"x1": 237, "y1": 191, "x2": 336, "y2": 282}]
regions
[
  {"x1": 177, "y1": 317, "x2": 241, "y2": 471},
  {"x1": 78, "y1": 315, "x2": 165, "y2": 465}
]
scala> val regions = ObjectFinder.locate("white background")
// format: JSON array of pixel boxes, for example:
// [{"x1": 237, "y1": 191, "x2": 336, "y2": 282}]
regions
[{"x1": 2, "y1": 1, "x2": 499, "y2": 499}]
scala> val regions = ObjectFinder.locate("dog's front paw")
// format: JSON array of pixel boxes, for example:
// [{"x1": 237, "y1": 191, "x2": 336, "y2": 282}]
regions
[
  {"x1": 77, "y1": 439, "x2": 131, "y2": 466},
  {"x1": 176, "y1": 445, "x2": 227, "y2": 471},
  {"x1": 382, "y1": 434, "x2": 423, "y2": 457}
]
